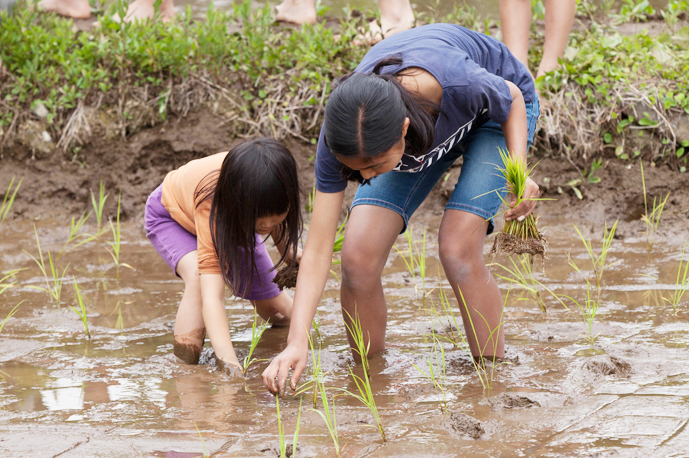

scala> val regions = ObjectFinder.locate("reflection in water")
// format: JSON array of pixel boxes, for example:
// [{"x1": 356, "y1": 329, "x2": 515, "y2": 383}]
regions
[{"x1": 40, "y1": 378, "x2": 84, "y2": 411}]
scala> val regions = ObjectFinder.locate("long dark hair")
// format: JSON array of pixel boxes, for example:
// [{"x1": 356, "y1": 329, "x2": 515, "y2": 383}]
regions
[
  {"x1": 195, "y1": 138, "x2": 302, "y2": 297},
  {"x1": 323, "y1": 54, "x2": 442, "y2": 183}
]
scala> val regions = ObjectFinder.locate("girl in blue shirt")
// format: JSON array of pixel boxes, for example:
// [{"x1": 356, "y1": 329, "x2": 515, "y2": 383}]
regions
[{"x1": 263, "y1": 23, "x2": 541, "y2": 394}]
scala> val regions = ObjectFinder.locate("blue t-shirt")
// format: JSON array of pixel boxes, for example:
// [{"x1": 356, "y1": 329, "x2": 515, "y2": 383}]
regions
[{"x1": 315, "y1": 23, "x2": 536, "y2": 193}]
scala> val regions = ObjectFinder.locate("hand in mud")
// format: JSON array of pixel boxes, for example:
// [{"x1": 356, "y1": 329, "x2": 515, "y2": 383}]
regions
[
  {"x1": 217, "y1": 359, "x2": 244, "y2": 378},
  {"x1": 262, "y1": 343, "x2": 307, "y2": 396},
  {"x1": 505, "y1": 177, "x2": 540, "y2": 222}
]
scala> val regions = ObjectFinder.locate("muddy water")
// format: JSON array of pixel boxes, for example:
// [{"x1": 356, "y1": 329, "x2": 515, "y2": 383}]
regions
[{"x1": 1, "y1": 211, "x2": 688, "y2": 457}]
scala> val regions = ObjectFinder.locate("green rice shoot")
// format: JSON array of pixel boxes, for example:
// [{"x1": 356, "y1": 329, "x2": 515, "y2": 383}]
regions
[
  {"x1": 562, "y1": 279, "x2": 600, "y2": 350},
  {"x1": 640, "y1": 160, "x2": 670, "y2": 252},
  {"x1": 26, "y1": 225, "x2": 69, "y2": 307},
  {"x1": 242, "y1": 308, "x2": 270, "y2": 373},
  {"x1": 71, "y1": 278, "x2": 91, "y2": 340},
  {"x1": 0, "y1": 302, "x2": 22, "y2": 335},
  {"x1": 663, "y1": 242, "x2": 689, "y2": 315},
  {"x1": 0, "y1": 177, "x2": 22, "y2": 229}
]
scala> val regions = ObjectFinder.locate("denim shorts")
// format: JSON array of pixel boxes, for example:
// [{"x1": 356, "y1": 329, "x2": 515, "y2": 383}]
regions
[{"x1": 351, "y1": 98, "x2": 540, "y2": 235}]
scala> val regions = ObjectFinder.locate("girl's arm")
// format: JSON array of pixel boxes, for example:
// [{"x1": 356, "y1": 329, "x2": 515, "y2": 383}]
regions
[
  {"x1": 200, "y1": 273, "x2": 242, "y2": 370},
  {"x1": 271, "y1": 228, "x2": 303, "y2": 264},
  {"x1": 262, "y1": 189, "x2": 345, "y2": 395},
  {"x1": 501, "y1": 80, "x2": 539, "y2": 221}
]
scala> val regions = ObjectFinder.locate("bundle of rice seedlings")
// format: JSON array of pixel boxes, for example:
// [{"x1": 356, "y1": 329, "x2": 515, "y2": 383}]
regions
[{"x1": 490, "y1": 149, "x2": 547, "y2": 261}]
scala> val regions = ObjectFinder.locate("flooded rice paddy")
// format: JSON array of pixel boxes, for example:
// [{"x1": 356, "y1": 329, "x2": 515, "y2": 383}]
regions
[{"x1": 0, "y1": 211, "x2": 688, "y2": 457}]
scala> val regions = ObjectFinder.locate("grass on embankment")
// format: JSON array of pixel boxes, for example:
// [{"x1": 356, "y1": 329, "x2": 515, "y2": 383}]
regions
[{"x1": 0, "y1": 0, "x2": 688, "y2": 171}]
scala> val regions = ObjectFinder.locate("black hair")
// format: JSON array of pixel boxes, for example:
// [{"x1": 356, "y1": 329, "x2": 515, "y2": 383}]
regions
[
  {"x1": 195, "y1": 138, "x2": 302, "y2": 297},
  {"x1": 323, "y1": 54, "x2": 442, "y2": 184}
]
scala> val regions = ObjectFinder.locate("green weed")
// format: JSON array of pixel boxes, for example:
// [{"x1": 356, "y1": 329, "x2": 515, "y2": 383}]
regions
[
  {"x1": 640, "y1": 160, "x2": 670, "y2": 252},
  {"x1": 242, "y1": 308, "x2": 270, "y2": 373},
  {"x1": 567, "y1": 158, "x2": 603, "y2": 199},
  {"x1": 70, "y1": 278, "x2": 91, "y2": 339},
  {"x1": 663, "y1": 243, "x2": 689, "y2": 314},
  {"x1": 341, "y1": 308, "x2": 385, "y2": 442},
  {"x1": 567, "y1": 221, "x2": 618, "y2": 301},
  {"x1": 26, "y1": 225, "x2": 69, "y2": 307},
  {"x1": 0, "y1": 177, "x2": 21, "y2": 229}
]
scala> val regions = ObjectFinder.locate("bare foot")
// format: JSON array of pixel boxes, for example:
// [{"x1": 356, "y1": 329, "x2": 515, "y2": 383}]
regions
[
  {"x1": 38, "y1": 0, "x2": 91, "y2": 19},
  {"x1": 108, "y1": 0, "x2": 175, "y2": 23},
  {"x1": 275, "y1": 0, "x2": 316, "y2": 25},
  {"x1": 352, "y1": 7, "x2": 415, "y2": 46}
]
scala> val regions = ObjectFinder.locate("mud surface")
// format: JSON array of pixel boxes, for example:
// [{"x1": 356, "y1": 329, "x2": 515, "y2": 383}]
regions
[{"x1": 1, "y1": 115, "x2": 689, "y2": 457}]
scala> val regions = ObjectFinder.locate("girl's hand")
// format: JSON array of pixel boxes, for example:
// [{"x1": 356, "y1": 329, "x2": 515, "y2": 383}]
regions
[
  {"x1": 262, "y1": 343, "x2": 308, "y2": 396},
  {"x1": 217, "y1": 358, "x2": 244, "y2": 378},
  {"x1": 285, "y1": 247, "x2": 303, "y2": 265},
  {"x1": 505, "y1": 177, "x2": 540, "y2": 222}
]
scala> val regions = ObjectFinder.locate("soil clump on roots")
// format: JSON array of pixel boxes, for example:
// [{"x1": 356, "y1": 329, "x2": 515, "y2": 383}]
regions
[
  {"x1": 273, "y1": 263, "x2": 299, "y2": 290},
  {"x1": 490, "y1": 231, "x2": 548, "y2": 260}
]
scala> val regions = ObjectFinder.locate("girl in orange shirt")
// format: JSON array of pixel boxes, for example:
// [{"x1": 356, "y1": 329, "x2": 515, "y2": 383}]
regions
[{"x1": 144, "y1": 138, "x2": 302, "y2": 375}]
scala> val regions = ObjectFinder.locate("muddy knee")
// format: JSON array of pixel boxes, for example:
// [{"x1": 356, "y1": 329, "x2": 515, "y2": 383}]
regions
[{"x1": 173, "y1": 328, "x2": 206, "y2": 364}]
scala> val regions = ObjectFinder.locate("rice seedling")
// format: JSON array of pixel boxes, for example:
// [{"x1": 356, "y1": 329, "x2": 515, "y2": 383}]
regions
[
  {"x1": 0, "y1": 269, "x2": 21, "y2": 296},
  {"x1": 492, "y1": 254, "x2": 569, "y2": 313},
  {"x1": 663, "y1": 242, "x2": 689, "y2": 315},
  {"x1": 0, "y1": 177, "x2": 22, "y2": 229},
  {"x1": 193, "y1": 422, "x2": 210, "y2": 458},
  {"x1": 489, "y1": 149, "x2": 549, "y2": 260},
  {"x1": 312, "y1": 311, "x2": 322, "y2": 346},
  {"x1": 276, "y1": 396, "x2": 302, "y2": 458},
  {"x1": 242, "y1": 308, "x2": 270, "y2": 373},
  {"x1": 562, "y1": 279, "x2": 599, "y2": 349},
  {"x1": 457, "y1": 286, "x2": 510, "y2": 391},
  {"x1": 434, "y1": 284, "x2": 464, "y2": 349},
  {"x1": 71, "y1": 278, "x2": 91, "y2": 340},
  {"x1": 295, "y1": 326, "x2": 324, "y2": 410},
  {"x1": 394, "y1": 226, "x2": 417, "y2": 288},
  {"x1": 107, "y1": 194, "x2": 133, "y2": 281},
  {"x1": 415, "y1": 229, "x2": 428, "y2": 308},
  {"x1": 58, "y1": 211, "x2": 95, "y2": 257},
  {"x1": 312, "y1": 376, "x2": 341, "y2": 457},
  {"x1": 640, "y1": 160, "x2": 670, "y2": 252},
  {"x1": 567, "y1": 220, "x2": 618, "y2": 301},
  {"x1": 90, "y1": 181, "x2": 109, "y2": 234},
  {"x1": 341, "y1": 308, "x2": 386, "y2": 442},
  {"x1": 0, "y1": 302, "x2": 22, "y2": 335},
  {"x1": 305, "y1": 184, "x2": 316, "y2": 214},
  {"x1": 411, "y1": 333, "x2": 448, "y2": 412},
  {"x1": 26, "y1": 226, "x2": 69, "y2": 307}
]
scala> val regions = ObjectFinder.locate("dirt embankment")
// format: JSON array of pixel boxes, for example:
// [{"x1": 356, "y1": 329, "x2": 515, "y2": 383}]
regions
[{"x1": 1, "y1": 109, "x2": 688, "y2": 234}]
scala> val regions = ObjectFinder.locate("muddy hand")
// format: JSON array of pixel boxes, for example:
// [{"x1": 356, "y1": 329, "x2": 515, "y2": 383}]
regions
[
  {"x1": 262, "y1": 344, "x2": 307, "y2": 396},
  {"x1": 505, "y1": 177, "x2": 540, "y2": 222},
  {"x1": 217, "y1": 359, "x2": 244, "y2": 378}
]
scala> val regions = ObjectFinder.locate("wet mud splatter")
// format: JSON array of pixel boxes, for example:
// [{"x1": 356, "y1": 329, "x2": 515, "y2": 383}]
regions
[{"x1": 173, "y1": 328, "x2": 206, "y2": 364}]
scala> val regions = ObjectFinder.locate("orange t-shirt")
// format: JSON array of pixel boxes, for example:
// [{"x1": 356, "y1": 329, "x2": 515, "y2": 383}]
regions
[{"x1": 161, "y1": 152, "x2": 227, "y2": 274}]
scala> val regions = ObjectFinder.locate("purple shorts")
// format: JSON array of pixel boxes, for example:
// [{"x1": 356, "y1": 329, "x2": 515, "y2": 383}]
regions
[{"x1": 143, "y1": 185, "x2": 281, "y2": 301}]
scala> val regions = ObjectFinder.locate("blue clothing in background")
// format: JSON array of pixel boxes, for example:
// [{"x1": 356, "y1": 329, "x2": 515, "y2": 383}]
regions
[{"x1": 315, "y1": 23, "x2": 536, "y2": 194}]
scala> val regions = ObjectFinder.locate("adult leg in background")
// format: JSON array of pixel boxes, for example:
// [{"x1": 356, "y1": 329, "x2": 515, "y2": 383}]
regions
[
  {"x1": 174, "y1": 250, "x2": 206, "y2": 364},
  {"x1": 340, "y1": 205, "x2": 405, "y2": 360}
]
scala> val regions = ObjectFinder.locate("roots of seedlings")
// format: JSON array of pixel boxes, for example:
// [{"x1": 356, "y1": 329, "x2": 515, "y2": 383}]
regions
[
  {"x1": 491, "y1": 232, "x2": 548, "y2": 260},
  {"x1": 273, "y1": 263, "x2": 299, "y2": 290}
]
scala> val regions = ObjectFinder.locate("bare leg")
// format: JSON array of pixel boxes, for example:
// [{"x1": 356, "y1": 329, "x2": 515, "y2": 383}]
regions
[
  {"x1": 439, "y1": 210, "x2": 504, "y2": 358},
  {"x1": 275, "y1": 0, "x2": 316, "y2": 25},
  {"x1": 38, "y1": 0, "x2": 91, "y2": 19},
  {"x1": 252, "y1": 290, "x2": 293, "y2": 327},
  {"x1": 499, "y1": 0, "x2": 532, "y2": 70},
  {"x1": 174, "y1": 251, "x2": 206, "y2": 364},
  {"x1": 121, "y1": 0, "x2": 175, "y2": 22},
  {"x1": 536, "y1": 0, "x2": 576, "y2": 78},
  {"x1": 340, "y1": 205, "x2": 404, "y2": 360}
]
